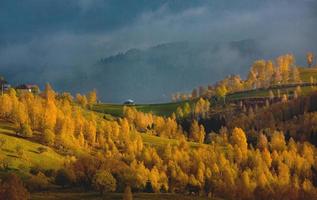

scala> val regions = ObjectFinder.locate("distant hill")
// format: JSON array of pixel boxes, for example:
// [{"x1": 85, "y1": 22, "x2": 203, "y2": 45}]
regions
[
  {"x1": 1, "y1": 39, "x2": 263, "y2": 103},
  {"x1": 88, "y1": 39, "x2": 262, "y2": 103}
]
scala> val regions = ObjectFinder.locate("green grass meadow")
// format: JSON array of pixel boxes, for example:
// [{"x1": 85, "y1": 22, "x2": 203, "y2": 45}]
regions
[
  {"x1": 225, "y1": 67, "x2": 317, "y2": 101},
  {"x1": 0, "y1": 121, "x2": 65, "y2": 173},
  {"x1": 92, "y1": 101, "x2": 190, "y2": 117},
  {"x1": 298, "y1": 67, "x2": 317, "y2": 82},
  {"x1": 93, "y1": 68, "x2": 317, "y2": 117},
  {"x1": 140, "y1": 133, "x2": 203, "y2": 148}
]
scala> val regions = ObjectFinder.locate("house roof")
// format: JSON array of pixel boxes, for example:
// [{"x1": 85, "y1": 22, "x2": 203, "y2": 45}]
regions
[
  {"x1": 16, "y1": 84, "x2": 38, "y2": 89},
  {"x1": 125, "y1": 99, "x2": 134, "y2": 103}
]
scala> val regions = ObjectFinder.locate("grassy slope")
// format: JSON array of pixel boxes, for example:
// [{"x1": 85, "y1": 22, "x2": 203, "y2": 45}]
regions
[
  {"x1": 3, "y1": 67, "x2": 315, "y2": 198},
  {"x1": 140, "y1": 133, "x2": 203, "y2": 148},
  {"x1": 0, "y1": 121, "x2": 65, "y2": 173},
  {"x1": 0, "y1": 123, "x2": 206, "y2": 199},
  {"x1": 227, "y1": 67, "x2": 317, "y2": 100},
  {"x1": 93, "y1": 101, "x2": 190, "y2": 117},
  {"x1": 298, "y1": 67, "x2": 317, "y2": 82},
  {"x1": 227, "y1": 85, "x2": 317, "y2": 101},
  {"x1": 0, "y1": 121, "x2": 203, "y2": 174},
  {"x1": 93, "y1": 68, "x2": 317, "y2": 117}
]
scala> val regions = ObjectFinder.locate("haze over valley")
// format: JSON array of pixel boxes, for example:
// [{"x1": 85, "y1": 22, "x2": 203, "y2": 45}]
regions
[{"x1": 1, "y1": 0, "x2": 316, "y2": 102}]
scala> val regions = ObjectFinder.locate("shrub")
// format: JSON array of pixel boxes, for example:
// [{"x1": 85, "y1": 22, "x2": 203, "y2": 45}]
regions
[
  {"x1": 15, "y1": 145, "x2": 24, "y2": 158},
  {"x1": 20, "y1": 124, "x2": 33, "y2": 138},
  {"x1": 30, "y1": 165, "x2": 42, "y2": 175},
  {"x1": 44, "y1": 169, "x2": 56, "y2": 177},
  {"x1": 37, "y1": 146, "x2": 48, "y2": 154},
  {"x1": 55, "y1": 168, "x2": 76, "y2": 187},
  {"x1": 26, "y1": 172, "x2": 50, "y2": 192},
  {"x1": 0, "y1": 155, "x2": 6, "y2": 170},
  {"x1": 0, "y1": 157, "x2": 11, "y2": 170},
  {"x1": 71, "y1": 156, "x2": 101, "y2": 188},
  {"x1": 92, "y1": 170, "x2": 116, "y2": 195},
  {"x1": 0, "y1": 138, "x2": 6, "y2": 150},
  {"x1": 43, "y1": 129, "x2": 55, "y2": 145},
  {"x1": 0, "y1": 173, "x2": 30, "y2": 200},
  {"x1": 18, "y1": 164, "x2": 28, "y2": 171}
]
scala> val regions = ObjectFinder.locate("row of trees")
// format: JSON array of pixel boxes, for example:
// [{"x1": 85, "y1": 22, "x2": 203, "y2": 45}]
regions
[
  {"x1": 176, "y1": 98, "x2": 210, "y2": 120},
  {"x1": 228, "y1": 91, "x2": 317, "y2": 146},
  {"x1": 0, "y1": 84, "x2": 209, "y2": 147},
  {"x1": 173, "y1": 53, "x2": 316, "y2": 102}
]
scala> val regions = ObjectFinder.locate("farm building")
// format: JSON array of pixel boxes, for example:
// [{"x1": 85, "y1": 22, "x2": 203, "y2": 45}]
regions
[
  {"x1": 15, "y1": 84, "x2": 40, "y2": 94},
  {"x1": 2, "y1": 84, "x2": 11, "y2": 91},
  {"x1": 123, "y1": 99, "x2": 135, "y2": 105}
]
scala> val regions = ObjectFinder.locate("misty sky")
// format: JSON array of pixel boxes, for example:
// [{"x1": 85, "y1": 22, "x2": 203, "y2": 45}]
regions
[{"x1": 0, "y1": 0, "x2": 316, "y2": 103}]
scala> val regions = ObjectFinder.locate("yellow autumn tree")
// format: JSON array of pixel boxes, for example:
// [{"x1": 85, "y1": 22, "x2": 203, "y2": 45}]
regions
[
  {"x1": 0, "y1": 94, "x2": 13, "y2": 119},
  {"x1": 265, "y1": 60, "x2": 274, "y2": 87},
  {"x1": 306, "y1": 52, "x2": 314, "y2": 67},
  {"x1": 83, "y1": 120, "x2": 96, "y2": 145},
  {"x1": 123, "y1": 106, "x2": 137, "y2": 124},
  {"x1": 76, "y1": 93, "x2": 88, "y2": 108},
  {"x1": 276, "y1": 54, "x2": 294, "y2": 83},
  {"x1": 278, "y1": 162, "x2": 290, "y2": 186},
  {"x1": 189, "y1": 120, "x2": 205, "y2": 143},
  {"x1": 291, "y1": 67, "x2": 301, "y2": 83},
  {"x1": 11, "y1": 101, "x2": 28, "y2": 128},
  {"x1": 216, "y1": 84, "x2": 228, "y2": 104},
  {"x1": 194, "y1": 98, "x2": 210, "y2": 119},
  {"x1": 42, "y1": 83, "x2": 55, "y2": 101},
  {"x1": 270, "y1": 131, "x2": 286, "y2": 152},
  {"x1": 42, "y1": 100, "x2": 57, "y2": 131},
  {"x1": 87, "y1": 89, "x2": 97, "y2": 109},
  {"x1": 251, "y1": 60, "x2": 266, "y2": 88},
  {"x1": 257, "y1": 133, "x2": 268, "y2": 151},
  {"x1": 231, "y1": 127, "x2": 248, "y2": 160}
]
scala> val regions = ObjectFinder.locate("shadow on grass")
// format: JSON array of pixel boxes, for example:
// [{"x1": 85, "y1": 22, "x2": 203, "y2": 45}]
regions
[
  {"x1": 0, "y1": 122, "x2": 17, "y2": 131},
  {"x1": 7, "y1": 154, "x2": 19, "y2": 159},
  {"x1": 2, "y1": 148, "x2": 15, "y2": 153},
  {"x1": 28, "y1": 149, "x2": 39, "y2": 154}
]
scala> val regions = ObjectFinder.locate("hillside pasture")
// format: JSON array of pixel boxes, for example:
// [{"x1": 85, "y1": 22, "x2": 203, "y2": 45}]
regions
[
  {"x1": 140, "y1": 133, "x2": 203, "y2": 148},
  {"x1": 92, "y1": 101, "x2": 190, "y2": 117},
  {"x1": 227, "y1": 67, "x2": 317, "y2": 101},
  {"x1": 93, "y1": 67, "x2": 317, "y2": 117},
  {"x1": 298, "y1": 67, "x2": 317, "y2": 82},
  {"x1": 0, "y1": 122, "x2": 65, "y2": 173}
]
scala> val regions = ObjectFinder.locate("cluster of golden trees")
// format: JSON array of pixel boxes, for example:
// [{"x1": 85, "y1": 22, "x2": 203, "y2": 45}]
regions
[
  {"x1": 76, "y1": 89, "x2": 97, "y2": 109},
  {"x1": 0, "y1": 83, "x2": 316, "y2": 199},
  {"x1": 246, "y1": 54, "x2": 301, "y2": 89},
  {"x1": 123, "y1": 106, "x2": 185, "y2": 140},
  {"x1": 0, "y1": 84, "x2": 209, "y2": 148},
  {"x1": 176, "y1": 98, "x2": 210, "y2": 120},
  {"x1": 228, "y1": 91, "x2": 317, "y2": 146},
  {"x1": 176, "y1": 102, "x2": 191, "y2": 119},
  {"x1": 60, "y1": 125, "x2": 317, "y2": 199},
  {"x1": 174, "y1": 53, "x2": 316, "y2": 102},
  {"x1": 215, "y1": 54, "x2": 301, "y2": 96},
  {"x1": 0, "y1": 84, "x2": 99, "y2": 149},
  {"x1": 307, "y1": 52, "x2": 314, "y2": 68}
]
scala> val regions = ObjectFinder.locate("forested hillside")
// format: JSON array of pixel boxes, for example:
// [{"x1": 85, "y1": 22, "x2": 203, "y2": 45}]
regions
[
  {"x1": 0, "y1": 53, "x2": 316, "y2": 200},
  {"x1": 0, "y1": 66, "x2": 317, "y2": 200},
  {"x1": 1, "y1": 0, "x2": 317, "y2": 199}
]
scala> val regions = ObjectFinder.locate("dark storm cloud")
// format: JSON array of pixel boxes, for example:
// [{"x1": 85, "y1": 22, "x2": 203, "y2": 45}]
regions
[{"x1": 0, "y1": 0, "x2": 316, "y2": 102}]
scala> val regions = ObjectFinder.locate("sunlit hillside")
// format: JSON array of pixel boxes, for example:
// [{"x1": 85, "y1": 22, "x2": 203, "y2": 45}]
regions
[
  {"x1": 1, "y1": 1, "x2": 317, "y2": 199},
  {"x1": 0, "y1": 53, "x2": 316, "y2": 200}
]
